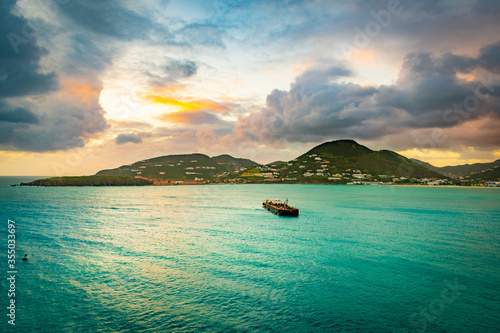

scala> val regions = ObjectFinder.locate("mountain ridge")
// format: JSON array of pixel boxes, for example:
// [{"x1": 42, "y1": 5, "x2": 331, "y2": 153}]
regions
[
  {"x1": 290, "y1": 140, "x2": 445, "y2": 180},
  {"x1": 95, "y1": 140, "x2": 449, "y2": 183},
  {"x1": 411, "y1": 158, "x2": 500, "y2": 179},
  {"x1": 211, "y1": 154, "x2": 257, "y2": 167},
  {"x1": 22, "y1": 140, "x2": 499, "y2": 186}
]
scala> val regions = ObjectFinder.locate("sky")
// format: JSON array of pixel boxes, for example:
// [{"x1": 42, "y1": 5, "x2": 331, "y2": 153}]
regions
[{"x1": 1, "y1": 0, "x2": 500, "y2": 176}]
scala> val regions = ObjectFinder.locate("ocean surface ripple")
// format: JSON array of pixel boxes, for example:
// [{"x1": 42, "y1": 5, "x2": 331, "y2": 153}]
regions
[{"x1": 0, "y1": 179, "x2": 499, "y2": 332}]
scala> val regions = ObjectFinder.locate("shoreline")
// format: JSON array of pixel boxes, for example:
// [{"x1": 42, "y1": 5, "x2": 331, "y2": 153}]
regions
[{"x1": 11, "y1": 182, "x2": 499, "y2": 188}]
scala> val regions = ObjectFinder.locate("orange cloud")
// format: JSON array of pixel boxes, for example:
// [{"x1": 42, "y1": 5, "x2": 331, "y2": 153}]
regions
[
  {"x1": 290, "y1": 62, "x2": 314, "y2": 76},
  {"x1": 156, "y1": 111, "x2": 221, "y2": 124},
  {"x1": 58, "y1": 78, "x2": 100, "y2": 105},
  {"x1": 456, "y1": 72, "x2": 476, "y2": 82},
  {"x1": 157, "y1": 112, "x2": 192, "y2": 122}
]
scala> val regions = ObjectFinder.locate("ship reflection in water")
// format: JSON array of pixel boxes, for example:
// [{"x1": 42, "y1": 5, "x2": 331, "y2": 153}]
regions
[{"x1": 263, "y1": 199, "x2": 299, "y2": 217}]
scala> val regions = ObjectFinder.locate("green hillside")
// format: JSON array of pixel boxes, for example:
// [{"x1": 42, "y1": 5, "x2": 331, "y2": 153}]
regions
[
  {"x1": 439, "y1": 159, "x2": 500, "y2": 178},
  {"x1": 96, "y1": 153, "x2": 259, "y2": 181},
  {"x1": 308, "y1": 140, "x2": 372, "y2": 157},
  {"x1": 468, "y1": 165, "x2": 500, "y2": 181},
  {"x1": 212, "y1": 154, "x2": 257, "y2": 167},
  {"x1": 93, "y1": 140, "x2": 446, "y2": 184},
  {"x1": 20, "y1": 140, "x2": 452, "y2": 186},
  {"x1": 276, "y1": 140, "x2": 444, "y2": 181},
  {"x1": 412, "y1": 158, "x2": 500, "y2": 179},
  {"x1": 266, "y1": 161, "x2": 286, "y2": 167}
]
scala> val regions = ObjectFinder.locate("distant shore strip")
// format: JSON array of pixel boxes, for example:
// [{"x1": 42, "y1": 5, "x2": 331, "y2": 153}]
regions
[{"x1": 12, "y1": 175, "x2": 500, "y2": 187}]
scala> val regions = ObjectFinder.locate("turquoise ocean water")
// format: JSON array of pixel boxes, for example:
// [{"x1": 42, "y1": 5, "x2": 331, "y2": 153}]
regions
[{"x1": 0, "y1": 177, "x2": 499, "y2": 332}]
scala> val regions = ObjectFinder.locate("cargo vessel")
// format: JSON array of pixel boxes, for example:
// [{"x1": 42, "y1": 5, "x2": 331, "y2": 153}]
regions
[{"x1": 262, "y1": 199, "x2": 299, "y2": 217}]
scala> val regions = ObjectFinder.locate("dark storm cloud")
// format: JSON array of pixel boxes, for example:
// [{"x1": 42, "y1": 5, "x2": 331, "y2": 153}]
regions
[
  {"x1": 402, "y1": 41, "x2": 500, "y2": 78},
  {"x1": 3, "y1": 0, "x2": 499, "y2": 155},
  {"x1": 0, "y1": 1, "x2": 108, "y2": 152},
  {"x1": 476, "y1": 41, "x2": 500, "y2": 73},
  {"x1": 234, "y1": 43, "x2": 500, "y2": 147},
  {"x1": 0, "y1": 94, "x2": 108, "y2": 152},
  {"x1": 116, "y1": 133, "x2": 143, "y2": 144},
  {"x1": 64, "y1": 35, "x2": 112, "y2": 76},
  {"x1": 0, "y1": 0, "x2": 58, "y2": 98},
  {"x1": 217, "y1": 0, "x2": 499, "y2": 62},
  {"x1": 388, "y1": 53, "x2": 475, "y2": 118},
  {"x1": 233, "y1": 64, "x2": 380, "y2": 143},
  {"x1": 0, "y1": 121, "x2": 87, "y2": 151},
  {"x1": 0, "y1": 103, "x2": 39, "y2": 124}
]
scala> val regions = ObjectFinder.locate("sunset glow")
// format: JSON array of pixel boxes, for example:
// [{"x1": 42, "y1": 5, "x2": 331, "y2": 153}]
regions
[
  {"x1": 0, "y1": 0, "x2": 499, "y2": 175},
  {"x1": 143, "y1": 95, "x2": 229, "y2": 113}
]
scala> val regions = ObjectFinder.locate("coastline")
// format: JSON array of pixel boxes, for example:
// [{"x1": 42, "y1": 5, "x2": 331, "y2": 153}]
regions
[{"x1": 9, "y1": 180, "x2": 499, "y2": 188}]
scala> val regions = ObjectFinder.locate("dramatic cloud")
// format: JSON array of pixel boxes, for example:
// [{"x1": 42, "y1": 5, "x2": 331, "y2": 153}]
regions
[
  {"x1": 0, "y1": 103, "x2": 39, "y2": 124},
  {"x1": 0, "y1": 1, "x2": 58, "y2": 97},
  {"x1": 63, "y1": 34, "x2": 112, "y2": 76},
  {"x1": 0, "y1": 81, "x2": 107, "y2": 151},
  {"x1": 57, "y1": 1, "x2": 159, "y2": 40},
  {"x1": 476, "y1": 40, "x2": 500, "y2": 73},
  {"x1": 116, "y1": 133, "x2": 143, "y2": 144},
  {"x1": 2, "y1": 0, "x2": 500, "y2": 174},
  {"x1": 233, "y1": 45, "x2": 500, "y2": 148},
  {"x1": 0, "y1": 1, "x2": 112, "y2": 152}
]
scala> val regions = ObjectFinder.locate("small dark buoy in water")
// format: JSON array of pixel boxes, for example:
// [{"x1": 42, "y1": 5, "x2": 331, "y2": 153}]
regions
[{"x1": 22, "y1": 253, "x2": 28, "y2": 261}]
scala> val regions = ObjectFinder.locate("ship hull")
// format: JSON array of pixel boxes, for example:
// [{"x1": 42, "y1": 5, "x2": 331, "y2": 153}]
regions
[{"x1": 263, "y1": 201, "x2": 299, "y2": 217}]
